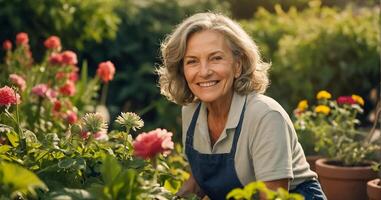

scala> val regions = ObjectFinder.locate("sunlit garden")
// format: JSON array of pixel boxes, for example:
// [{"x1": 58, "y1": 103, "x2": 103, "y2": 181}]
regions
[{"x1": 0, "y1": 0, "x2": 380, "y2": 199}]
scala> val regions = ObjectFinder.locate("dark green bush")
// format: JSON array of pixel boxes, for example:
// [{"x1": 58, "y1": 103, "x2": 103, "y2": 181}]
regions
[{"x1": 241, "y1": 3, "x2": 379, "y2": 119}]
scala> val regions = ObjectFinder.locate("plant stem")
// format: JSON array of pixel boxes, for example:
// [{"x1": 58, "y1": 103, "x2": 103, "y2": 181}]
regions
[{"x1": 100, "y1": 83, "x2": 108, "y2": 106}]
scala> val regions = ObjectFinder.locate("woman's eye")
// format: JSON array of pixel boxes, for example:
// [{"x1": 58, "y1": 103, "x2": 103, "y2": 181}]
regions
[
  {"x1": 212, "y1": 56, "x2": 222, "y2": 61},
  {"x1": 186, "y1": 60, "x2": 196, "y2": 65}
]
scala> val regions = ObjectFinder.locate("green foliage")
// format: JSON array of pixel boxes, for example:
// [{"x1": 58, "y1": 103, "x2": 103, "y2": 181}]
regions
[
  {"x1": 0, "y1": 161, "x2": 47, "y2": 199},
  {"x1": 241, "y1": 2, "x2": 379, "y2": 114},
  {"x1": 0, "y1": 0, "x2": 120, "y2": 56},
  {"x1": 227, "y1": 181, "x2": 303, "y2": 200}
]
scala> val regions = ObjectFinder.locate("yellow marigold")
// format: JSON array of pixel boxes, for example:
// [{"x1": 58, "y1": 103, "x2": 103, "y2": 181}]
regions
[
  {"x1": 351, "y1": 94, "x2": 364, "y2": 106},
  {"x1": 316, "y1": 90, "x2": 332, "y2": 100},
  {"x1": 297, "y1": 100, "x2": 308, "y2": 111},
  {"x1": 315, "y1": 105, "x2": 330, "y2": 115}
]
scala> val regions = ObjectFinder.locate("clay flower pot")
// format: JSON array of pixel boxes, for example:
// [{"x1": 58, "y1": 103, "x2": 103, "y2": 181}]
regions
[
  {"x1": 306, "y1": 155, "x2": 322, "y2": 172},
  {"x1": 315, "y1": 158, "x2": 378, "y2": 200},
  {"x1": 367, "y1": 178, "x2": 381, "y2": 200}
]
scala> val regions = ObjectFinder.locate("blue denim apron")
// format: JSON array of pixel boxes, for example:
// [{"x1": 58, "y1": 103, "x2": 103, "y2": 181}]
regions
[
  {"x1": 185, "y1": 97, "x2": 247, "y2": 200},
  {"x1": 290, "y1": 179, "x2": 327, "y2": 200}
]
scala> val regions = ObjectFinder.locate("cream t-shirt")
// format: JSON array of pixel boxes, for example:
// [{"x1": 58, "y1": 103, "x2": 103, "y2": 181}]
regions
[{"x1": 182, "y1": 91, "x2": 317, "y2": 189}]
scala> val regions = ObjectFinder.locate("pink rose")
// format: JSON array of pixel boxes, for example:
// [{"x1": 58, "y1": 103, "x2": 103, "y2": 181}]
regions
[
  {"x1": 96, "y1": 61, "x2": 116, "y2": 83},
  {"x1": 9, "y1": 74, "x2": 26, "y2": 91},
  {"x1": 59, "y1": 81, "x2": 76, "y2": 96},
  {"x1": 133, "y1": 128, "x2": 174, "y2": 159},
  {"x1": 44, "y1": 36, "x2": 61, "y2": 50},
  {"x1": 337, "y1": 96, "x2": 356, "y2": 105},
  {"x1": 61, "y1": 51, "x2": 77, "y2": 65},
  {"x1": 0, "y1": 86, "x2": 21, "y2": 106},
  {"x1": 31, "y1": 84, "x2": 48, "y2": 97},
  {"x1": 66, "y1": 111, "x2": 78, "y2": 124},
  {"x1": 16, "y1": 32, "x2": 29, "y2": 45},
  {"x1": 2, "y1": 40, "x2": 12, "y2": 50},
  {"x1": 49, "y1": 53, "x2": 63, "y2": 65}
]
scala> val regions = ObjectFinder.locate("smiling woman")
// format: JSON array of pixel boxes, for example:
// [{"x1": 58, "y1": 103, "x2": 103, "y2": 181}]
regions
[{"x1": 156, "y1": 12, "x2": 327, "y2": 200}]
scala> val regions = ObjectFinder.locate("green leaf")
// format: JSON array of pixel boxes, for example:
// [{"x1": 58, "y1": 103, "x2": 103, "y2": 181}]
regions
[
  {"x1": 100, "y1": 156, "x2": 122, "y2": 186},
  {"x1": 0, "y1": 161, "x2": 48, "y2": 198},
  {"x1": 5, "y1": 131, "x2": 18, "y2": 147}
]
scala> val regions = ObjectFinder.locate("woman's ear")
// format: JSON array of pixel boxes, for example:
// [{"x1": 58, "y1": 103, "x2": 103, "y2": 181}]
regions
[{"x1": 234, "y1": 60, "x2": 242, "y2": 78}]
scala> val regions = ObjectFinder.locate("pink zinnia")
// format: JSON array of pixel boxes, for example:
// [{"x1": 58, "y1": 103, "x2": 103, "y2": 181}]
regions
[
  {"x1": 66, "y1": 111, "x2": 78, "y2": 124},
  {"x1": 49, "y1": 53, "x2": 63, "y2": 65},
  {"x1": 2, "y1": 40, "x2": 12, "y2": 50},
  {"x1": 31, "y1": 84, "x2": 48, "y2": 97},
  {"x1": 0, "y1": 86, "x2": 21, "y2": 106},
  {"x1": 96, "y1": 61, "x2": 116, "y2": 83},
  {"x1": 133, "y1": 128, "x2": 174, "y2": 159},
  {"x1": 93, "y1": 131, "x2": 108, "y2": 141},
  {"x1": 16, "y1": 32, "x2": 29, "y2": 45},
  {"x1": 44, "y1": 36, "x2": 61, "y2": 50},
  {"x1": 337, "y1": 96, "x2": 356, "y2": 105},
  {"x1": 9, "y1": 74, "x2": 26, "y2": 91},
  {"x1": 59, "y1": 81, "x2": 76, "y2": 96},
  {"x1": 61, "y1": 51, "x2": 77, "y2": 65}
]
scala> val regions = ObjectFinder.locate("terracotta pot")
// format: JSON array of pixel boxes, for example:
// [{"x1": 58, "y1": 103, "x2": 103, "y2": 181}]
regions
[
  {"x1": 367, "y1": 178, "x2": 381, "y2": 200},
  {"x1": 306, "y1": 155, "x2": 322, "y2": 172},
  {"x1": 316, "y1": 158, "x2": 378, "y2": 200}
]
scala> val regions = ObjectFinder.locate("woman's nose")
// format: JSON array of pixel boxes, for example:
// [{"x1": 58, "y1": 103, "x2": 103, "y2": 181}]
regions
[{"x1": 199, "y1": 61, "x2": 211, "y2": 77}]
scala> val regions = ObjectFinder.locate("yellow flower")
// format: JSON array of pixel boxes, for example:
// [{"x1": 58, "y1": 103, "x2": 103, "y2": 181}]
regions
[
  {"x1": 315, "y1": 105, "x2": 330, "y2": 115},
  {"x1": 316, "y1": 90, "x2": 332, "y2": 100},
  {"x1": 351, "y1": 94, "x2": 364, "y2": 106},
  {"x1": 297, "y1": 100, "x2": 308, "y2": 111}
]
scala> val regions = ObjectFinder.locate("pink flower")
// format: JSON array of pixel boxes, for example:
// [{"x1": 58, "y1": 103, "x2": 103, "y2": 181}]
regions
[
  {"x1": 61, "y1": 51, "x2": 77, "y2": 65},
  {"x1": 46, "y1": 89, "x2": 58, "y2": 101},
  {"x1": 9, "y1": 74, "x2": 26, "y2": 91},
  {"x1": 81, "y1": 131, "x2": 91, "y2": 140},
  {"x1": 53, "y1": 100, "x2": 61, "y2": 112},
  {"x1": 133, "y1": 128, "x2": 174, "y2": 159},
  {"x1": 2, "y1": 40, "x2": 12, "y2": 50},
  {"x1": 337, "y1": 96, "x2": 356, "y2": 105},
  {"x1": 31, "y1": 84, "x2": 48, "y2": 97},
  {"x1": 0, "y1": 86, "x2": 21, "y2": 106},
  {"x1": 49, "y1": 53, "x2": 63, "y2": 65},
  {"x1": 59, "y1": 81, "x2": 76, "y2": 96},
  {"x1": 69, "y1": 72, "x2": 78, "y2": 82},
  {"x1": 44, "y1": 36, "x2": 61, "y2": 50},
  {"x1": 93, "y1": 131, "x2": 108, "y2": 141},
  {"x1": 55, "y1": 72, "x2": 66, "y2": 80},
  {"x1": 16, "y1": 32, "x2": 29, "y2": 45},
  {"x1": 96, "y1": 61, "x2": 115, "y2": 83},
  {"x1": 66, "y1": 111, "x2": 78, "y2": 124}
]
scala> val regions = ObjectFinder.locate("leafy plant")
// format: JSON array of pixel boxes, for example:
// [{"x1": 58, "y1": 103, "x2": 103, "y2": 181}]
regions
[{"x1": 293, "y1": 90, "x2": 380, "y2": 166}]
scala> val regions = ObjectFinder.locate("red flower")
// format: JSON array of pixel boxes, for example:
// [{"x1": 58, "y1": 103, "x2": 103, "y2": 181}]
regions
[
  {"x1": 49, "y1": 53, "x2": 63, "y2": 65},
  {"x1": 59, "y1": 81, "x2": 76, "y2": 96},
  {"x1": 2, "y1": 40, "x2": 12, "y2": 50},
  {"x1": 337, "y1": 96, "x2": 356, "y2": 105},
  {"x1": 96, "y1": 61, "x2": 115, "y2": 83},
  {"x1": 44, "y1": 36, "x2": 61, "y2": 50},
  {"x1": 61, "y1": 51, "x2": 77, "y2": 65},
  {"x1": 69, "y1": 72, "x2": 78, "y2": 82},
  {"x1": 133, "y1": 128, "x2": 174, "y2": 159},
  {"x1": 66, "y1": 111, "x2": 78, "y2": 124},
  {"x1": 0, "y1": 86, "x2": 21, "y2": 106},
  {"x1": 53, "y1": 100, "x2": 61, "y2": 112},
  {"x1": 16, "y1": 32, "x2": 29, "y2": 45},
  {"x1": 31, "y1": 84, "x2": 48, "y2": 97},
  {"x1": 9, "y1": 74, "x2": 26, "y2": 91}
]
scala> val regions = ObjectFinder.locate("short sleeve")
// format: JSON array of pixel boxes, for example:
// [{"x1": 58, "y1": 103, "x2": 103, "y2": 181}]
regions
[{"x1": 250, "y1": 110, "x2": 294, "y2": 181}]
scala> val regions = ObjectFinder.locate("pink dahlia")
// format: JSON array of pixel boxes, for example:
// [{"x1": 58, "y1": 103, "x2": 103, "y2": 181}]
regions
[
  {"x1": 96, "y1": 61, "x2": 115, "y2": 83},
  {"x1": 31, "y1": 84, "x2": 48, "y2": 97},
  {"x1": 337, "y1": 96, "x2": 356, "y2": 105},
  {"x1": 9, "y1": 74, "x2": 26, "y2": 91},
  {"x1": 59, "y1": 81, "x2": 76, "y2": 96},
  {"x1": 133, "y1": 128, "x2": 174, "y2": 159},
  {"x1": 44, "y1": 36, "x2": 61, "y2": 50},
  {"x1": 16, "y1": 32, "x2": 29, "y2": 45},
  {"x1": 0, "y1": 86, "x2": 21, "y2": 106},
  {"x1": 2, "y1": 40, "x2": 12, "y2": 50},
  {"x1": 61, "y1": 51, "x2": 77, "y2": 65}
]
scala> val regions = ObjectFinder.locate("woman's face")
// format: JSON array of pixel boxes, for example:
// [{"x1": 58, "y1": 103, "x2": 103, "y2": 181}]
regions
[{"x1": 183, "y1": 30, "x2": 241, "y2": 104}]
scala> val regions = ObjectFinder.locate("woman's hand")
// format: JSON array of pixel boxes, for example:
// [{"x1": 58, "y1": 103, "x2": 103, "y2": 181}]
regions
[{"x1": 176, "y1": 173, "x2": 205, "y2": 198}]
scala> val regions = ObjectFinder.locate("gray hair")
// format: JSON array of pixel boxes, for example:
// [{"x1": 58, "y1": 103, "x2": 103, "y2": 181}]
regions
[{"x1": 157, "y1": 12, "x2": 270, "y2": 105}]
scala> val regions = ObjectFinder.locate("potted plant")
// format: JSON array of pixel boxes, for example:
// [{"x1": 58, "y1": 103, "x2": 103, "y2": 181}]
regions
[{"x1": 294, "y1": 90, "x2": 380, "y2": 200}]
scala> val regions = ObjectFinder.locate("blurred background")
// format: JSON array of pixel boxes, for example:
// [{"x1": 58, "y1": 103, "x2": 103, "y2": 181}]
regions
[{"x1": 0, "y1": 0, "x2": 379, "y2": 141}]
